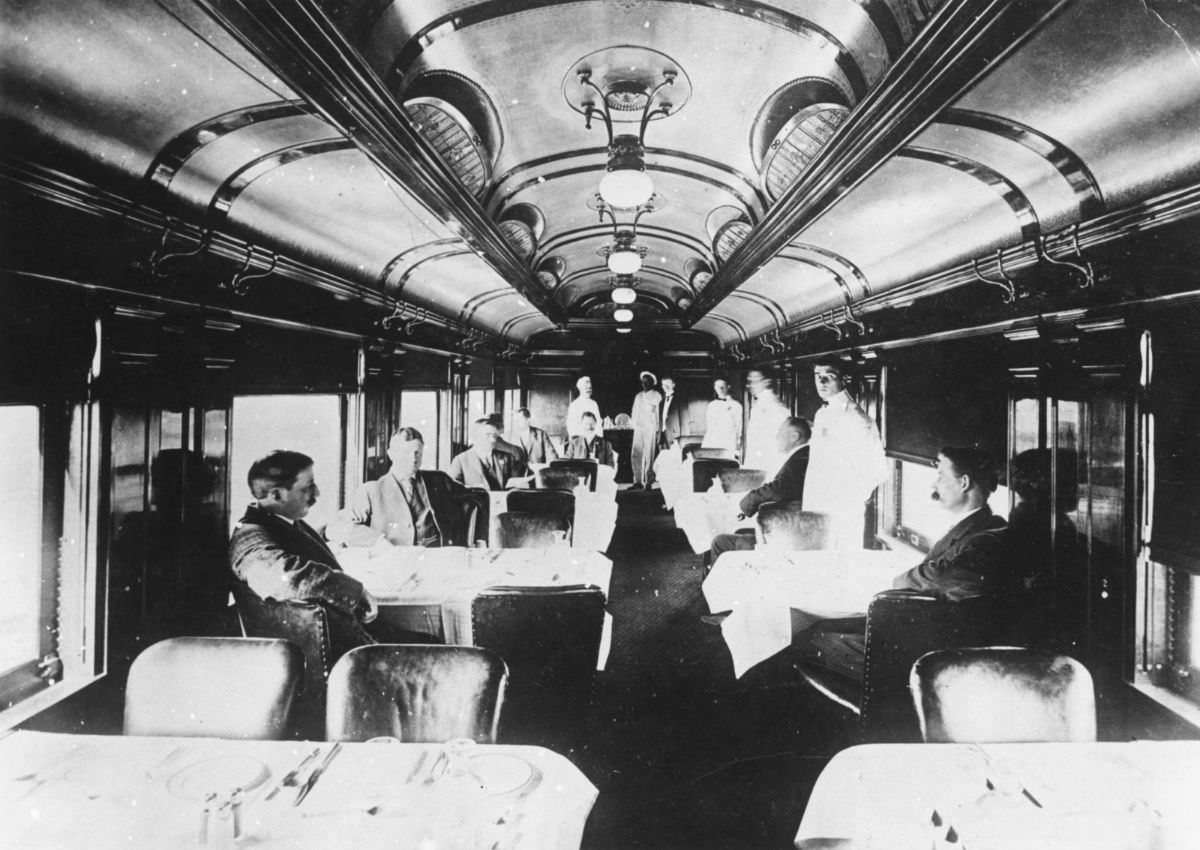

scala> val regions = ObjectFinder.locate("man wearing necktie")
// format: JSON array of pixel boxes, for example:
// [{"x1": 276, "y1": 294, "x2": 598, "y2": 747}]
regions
[
  {"x1": 658, "y1": 376, "x2": 692, "y2": 449},
  {"x1": 230, "y1": 450, "x2": 378, "y2": 661},
  {"x1": 449, "y1": 418, "x2": 517, "y2": 490},
  {"x1": 327, "y1": 428, "x2": 483, "y2": 548}
]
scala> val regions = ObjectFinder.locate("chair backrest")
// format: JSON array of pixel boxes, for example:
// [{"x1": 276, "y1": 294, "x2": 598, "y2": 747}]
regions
[
  {"x1": 550, "y1": 459, "x2": 598, "y2": 491},
  {"x1": 494, "y1": 511, "x2": 570, "y2": 548},
  {"x1": 675, "y1": 434, "x2": 703, "y2": 451},
  {"x1": 471, "y1": 585, "x2": 606, "y2": 748},
  {"x1": 756, "y1": 501, "x2": 830, "y2": 549},
  {"x1": 911, "y1": 647, "x2": 1096, "y2": 743},
  {"x1": 689, "y1": 447, "x2": 732, "y2": 460},
  {"x1": 462, "y1": 487, "x2": 490, "y2": 545},
  {"x1": 326, "y1": 644, "x2": 508, "y2": 743},
  {"x1": 692, "y1": 458, "x2": 740, "y2": 491},
  {"x1": 124, "y1": 637, "x2": 302, "y2": 739},
  {"x1": 233, "y1": 588, "x2": 333, "y2": 738},
  {"x1": 717, "y1": 468, "x2": 766, "y2": 493},
  {"x1": 534, "y1": 467, "x2": 580, "y2": 491},
  {"x1": 507, "y1": 488, "x2": 575, "y2": 523}
]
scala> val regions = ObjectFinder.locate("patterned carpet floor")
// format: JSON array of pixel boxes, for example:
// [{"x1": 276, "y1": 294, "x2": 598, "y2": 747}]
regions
[{"x1": 577, "y1": 489, "x2": 852, "y2": 850}]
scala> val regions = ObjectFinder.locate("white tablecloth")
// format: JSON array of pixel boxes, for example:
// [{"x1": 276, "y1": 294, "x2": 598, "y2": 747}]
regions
[
  {"x1": 796, "y1": 741, "x2": 1200, "y2": 849},
  {"x1": 341, "y1": 545, "x2": 613, "y2": 668},
  {"x1": 702, "y1": 548, "x2": 913, "y2": 677},
  {"x1": 0, "y1": 731, "x2": 597, "y2": 850},
  {"x1": 487, "y1": 489, "x2": 618, "y2": 553},
  {"x1": 653, "y1": 447, "x2": 691, "y2": 509},
  {"x1": 673, "y1": 490, "x2": 745, "y2": 553}
]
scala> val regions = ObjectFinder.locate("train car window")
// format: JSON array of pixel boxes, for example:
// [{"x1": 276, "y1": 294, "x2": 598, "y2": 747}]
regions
[
  {"x1": 230, "y1": 395, "x2": 344, "y2": 534},
  {"x1": 400, "y1": 390, "x2": 449, "y2": 469},
  {"x1": 0, "y1": 406, "x2": 47, "y2": 701},
  {"x1": 0, "y1": 400, "x2": 98, "y2": 724},
  {"x1": 468, "y1": 389, "x2": 491, "y2": 424},
  {"x1": 884, "y1": 457, "x2": 1011, "y2": 551}
]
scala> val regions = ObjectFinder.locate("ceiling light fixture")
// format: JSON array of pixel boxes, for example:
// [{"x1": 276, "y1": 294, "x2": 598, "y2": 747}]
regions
[
  {"x1": 616, "y1": 327, "x2": 632, "y2": 334},
  {"x1": 564, "y1": 46, "x2": 691, "y2": 208},
  {"x1": 611, "y1": 275, "x2": 638, "y2": 304},
  {"x1": 613, "y1": 307, "x2": 634, "y2": 322},
  {"x1": 591, "y1": 192, "x2": 663, "y2": 279}
]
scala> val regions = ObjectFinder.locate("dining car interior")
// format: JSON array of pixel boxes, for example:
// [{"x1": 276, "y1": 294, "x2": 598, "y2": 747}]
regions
[{"x1": 4, "y1": 0, "x2": 1200, "y2": 847}]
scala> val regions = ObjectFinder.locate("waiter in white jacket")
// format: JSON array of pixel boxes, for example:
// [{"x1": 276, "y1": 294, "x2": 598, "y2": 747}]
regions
[{"x1": 802, "y1": 360, "x2": 887, "y2": 549}]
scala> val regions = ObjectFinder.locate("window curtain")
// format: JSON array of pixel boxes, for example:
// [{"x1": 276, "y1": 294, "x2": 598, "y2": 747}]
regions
[
  {"x1": 1150, "y1": 310, "x2": 1200, "y2": 572},
  {"x1": 883, "y1": 340, "x2": 1008, "y2": 466}
]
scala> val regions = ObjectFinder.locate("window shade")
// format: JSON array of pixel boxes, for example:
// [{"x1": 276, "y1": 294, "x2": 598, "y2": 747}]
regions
[
  {"x1": 883, "y1": 340, "x2": 1008, "y2": 466},
  {"x1": 1150, "y1": 310, "x2": 1200, "y2": 572}
]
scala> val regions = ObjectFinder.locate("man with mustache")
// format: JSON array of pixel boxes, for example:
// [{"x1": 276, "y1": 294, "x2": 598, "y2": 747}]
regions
[{"x1": 230, "y1": 449, "x2": 378, "y2": 660}]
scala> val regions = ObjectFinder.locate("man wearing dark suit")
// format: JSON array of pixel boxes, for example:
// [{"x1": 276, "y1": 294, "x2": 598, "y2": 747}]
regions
[
  {"x1": 449, "y1": 417, "x2": 518, "y2": 490},
  {"x1": 709, "y1": 417, "x2": 811, "y2": 557},
  {"x1": 795, "y1": 446, "x2": 1010, "y2": 681},
  {"x1": 564, "y1": 411, "x2": 616, "y2": 466},
  {"x1": 658, "y1": 376, "x2": 693, "y2": 448},
  {"x1": 326, "y1": 427, "x2": 484, "y2": 548},
  {"x1": 230, "y1": 450, "x2": 377, "y2": 660}
]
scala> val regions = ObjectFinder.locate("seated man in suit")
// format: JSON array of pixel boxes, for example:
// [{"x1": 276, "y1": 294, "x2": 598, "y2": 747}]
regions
[
  {"x1": 326, "y1": 427, "x2": 485, "y2": 548},
  {"x1": 487, "y1": 411, "x2": 528, "y2": 475},
  {"x1": 563, "y1": 411, "x2": 616, "y2": 466},
  {"x1": 794, "y1": 446, "x2": 1010, "y2": 681},
  {"x1": 449, "y1": 417, "x2": 518, "y2": 490},
  {"x1": 709, "y1": 417, "x2": 811, "y2": 557},
  {"x1": 230, "y1": 450, "x2": 377, "y2": 660},
  {"x1": 510, "y1": 406, "x2": 559, "y2": 464}
]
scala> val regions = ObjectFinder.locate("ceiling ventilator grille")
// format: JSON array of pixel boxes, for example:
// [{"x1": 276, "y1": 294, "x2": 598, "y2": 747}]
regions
[
  {"x1": 403, "y1": 97, "x2": 491, "y2": 197},
  {"x1": 761, "y1": 103, "x2": 849, "y2": 201}
]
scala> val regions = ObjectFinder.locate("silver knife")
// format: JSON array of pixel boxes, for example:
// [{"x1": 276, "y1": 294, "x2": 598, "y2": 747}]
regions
[{"x1": 293, "y1": 742, "x2": 343, "y2": 806}]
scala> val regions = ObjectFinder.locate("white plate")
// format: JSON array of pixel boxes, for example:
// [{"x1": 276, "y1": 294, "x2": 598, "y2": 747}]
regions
[
  {"x1": 166, "y1": 756, "x2": 270, "y2": 799},
  {"x1": 468, "y1": 753, "x2": 535, "y2": 796}
]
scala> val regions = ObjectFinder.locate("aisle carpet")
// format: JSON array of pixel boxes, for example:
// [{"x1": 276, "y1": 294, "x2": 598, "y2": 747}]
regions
[{"x1": 577, "y1": 489, "x2": 851, "y2": 850}]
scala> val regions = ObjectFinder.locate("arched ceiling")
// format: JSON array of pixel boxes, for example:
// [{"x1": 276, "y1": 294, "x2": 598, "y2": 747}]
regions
[{"x1": 3, "y1": 0, "x2": 1199, "y2": 349}]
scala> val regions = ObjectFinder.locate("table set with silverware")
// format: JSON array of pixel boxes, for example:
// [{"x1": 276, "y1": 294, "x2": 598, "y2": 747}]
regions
[{"x1": 0, "y1": 731, "x2": 597, "y2": 849}]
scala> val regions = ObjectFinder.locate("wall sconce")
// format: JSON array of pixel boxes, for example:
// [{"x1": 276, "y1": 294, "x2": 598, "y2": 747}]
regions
[{"x1": 564, "y1": 46, "x2": 691, "y2": 208}]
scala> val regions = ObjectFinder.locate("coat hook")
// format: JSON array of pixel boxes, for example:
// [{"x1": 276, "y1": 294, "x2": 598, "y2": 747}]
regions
[
  {"x1": 820, "y1": 310, "x2": 844, "y2": 340},
  {"x1": 234, "y1": 250, "x2": 276, "y2": 295},
  {"x1": 843, "y1": 303, "x2": 866, "y2": 336},
  {"x1": 971, "y1": 249, "x2": 1016, "y2": 303},
  {"x1": 147, "y1": 218, "x2": 178, "y2": 277},
  {"x1": 152, "y1": 227, "x2": 211, "y2": 278},
  {"x1": 1036, "y1": 232, "x2": 1094, "y2": 289}
]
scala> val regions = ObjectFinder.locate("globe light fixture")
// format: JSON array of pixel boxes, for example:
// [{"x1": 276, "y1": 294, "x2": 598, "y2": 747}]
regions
[
  {"x1": 598, "y1": 135, "x2": 654, "y2": 208},
  {"x1": 611, "y1": 284, "x2": 637, "y2": 305},
  {"x1": 613, "y1": 307, "x2": 634, "y2": 322},
  {"x1": 607, "y1": 246, "x2": 642, "y2": 275},
  {"x1": 616, "y1": 327, "x2": 632, "y2": 334}
]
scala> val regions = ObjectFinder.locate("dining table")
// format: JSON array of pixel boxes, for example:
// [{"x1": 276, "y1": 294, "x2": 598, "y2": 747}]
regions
[
  {"x1": 652, "y1": 446, "x2": 690, "y2": 510},
  {"x1": 795, "y1": 740, "x2": 1200, "y2": 849},
  {"x1": 702, "y1": 548, "x2": 913, "y2": 677},
  {"x1": 673, "y1": 489, "x2": 746, "y2": 553},
  {"x1": 0, "y1": 730, "x2": 598, "y2": 849},
  {"x1": 340, "y1": 544, "x2": 614, "y2": 669}
]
